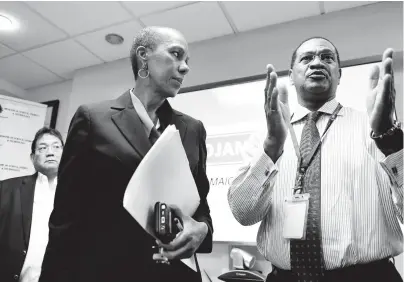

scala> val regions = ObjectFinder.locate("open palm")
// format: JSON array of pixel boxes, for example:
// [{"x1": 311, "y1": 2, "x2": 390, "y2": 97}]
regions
[
  {"x1": 264, "y1": 64, "x2": 290, "y2": 161},
  {"x1": 366, "y1": 48, "x2": 396, "y2": 135}
]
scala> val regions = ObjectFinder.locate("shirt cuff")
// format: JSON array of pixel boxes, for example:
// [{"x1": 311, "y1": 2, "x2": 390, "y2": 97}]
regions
[
  {"x1": 380, "y1": 149, "x2": 403, "y2": 187},
  {"x1": 249, "y1": 148, "x2": 279, "y2": 186}
]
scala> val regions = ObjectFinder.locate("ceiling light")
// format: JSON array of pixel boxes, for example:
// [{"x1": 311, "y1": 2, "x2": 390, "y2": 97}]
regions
[
  {"x1": 0, "y1": 14, "x2": 18, "y2": 31},
  {"x1": 105, "y1": 33, "x2": 124, "y2": 45}
]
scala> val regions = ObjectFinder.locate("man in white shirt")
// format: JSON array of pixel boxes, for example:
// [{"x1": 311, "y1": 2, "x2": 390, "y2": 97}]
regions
[
  {"x1": 228, "y1": 37, "x2": 403, "y2": 282},
  {"x1": 0, "y1": 127, "x2": 64, "y2": 282}
]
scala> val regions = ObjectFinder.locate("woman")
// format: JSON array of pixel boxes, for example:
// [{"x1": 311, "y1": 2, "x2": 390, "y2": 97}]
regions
[{"x1": 39, "y1": 27, "x2": 213, "y2": 282}]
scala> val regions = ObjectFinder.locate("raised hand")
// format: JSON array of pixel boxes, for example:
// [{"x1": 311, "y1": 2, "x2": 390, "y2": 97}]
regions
[
  {"x1": 367, "y1": 48, "x2": 396, "y2": 135},
  {"x1": 263, "y1": 64, "x2": 289, "y2": 162}
]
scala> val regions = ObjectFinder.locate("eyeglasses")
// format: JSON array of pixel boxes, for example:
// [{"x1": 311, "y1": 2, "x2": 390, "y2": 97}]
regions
[{"x1": 35, "y1": 144, "x2": 63, "y2": 154}]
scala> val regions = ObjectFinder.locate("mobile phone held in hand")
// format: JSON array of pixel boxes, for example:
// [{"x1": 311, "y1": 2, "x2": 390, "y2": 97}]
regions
[{"x1": 154, "y1": 202, "x2": 180, "y2": 244}]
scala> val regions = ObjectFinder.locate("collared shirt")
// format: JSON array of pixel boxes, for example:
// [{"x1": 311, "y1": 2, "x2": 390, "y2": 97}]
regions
[
  {"x1": 228, "y1": 99, "x2": 403, "y2": 270},
  {"x1": 20, "y1": 173, "x2": 57, "y2": 282},
  {"x1": 130, "y1": 88, "x2": 161, "y2": 137}
]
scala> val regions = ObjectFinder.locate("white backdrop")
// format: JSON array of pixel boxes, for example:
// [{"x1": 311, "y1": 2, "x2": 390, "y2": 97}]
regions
[
  {"x1": 0, "y1": 95, "x2": 47, "y2": 180},
  {"x1": 170, "y1": 62, "x2": 391, "y2": 243}
]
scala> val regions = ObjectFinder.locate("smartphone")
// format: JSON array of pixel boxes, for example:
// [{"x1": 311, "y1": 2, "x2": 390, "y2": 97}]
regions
[{"x1": 154, "y1": 202, "x2": 179, "y2": 244}]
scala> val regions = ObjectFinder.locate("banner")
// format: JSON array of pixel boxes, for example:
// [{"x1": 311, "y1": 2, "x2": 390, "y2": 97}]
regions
[
  {"x1": 205, "y1": 130, "x2": 263, "y2": 242},
  {"x1": 0, "y1": 94, "x2": 47, "y2": 180}
]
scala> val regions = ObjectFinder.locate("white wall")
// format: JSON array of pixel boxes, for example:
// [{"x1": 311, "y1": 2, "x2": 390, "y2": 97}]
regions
[
  {"x1": 23, "y1": 2, "x2": 403, "y2": 281},
  {"x1": 69, "y1": 58, "x2": 133, "y2": 111},
  {"x1": 0, "y1": 79, "x2": 26, "y2": 99},
  {"x1": 25, "y1": 80, "x2": 73, "y2": 139}
]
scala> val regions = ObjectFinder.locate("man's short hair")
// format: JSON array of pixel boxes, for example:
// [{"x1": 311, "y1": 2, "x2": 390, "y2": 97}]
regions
[
  {"x1": 290, "y1": 36, "x2": 341, "y2": 69},
  {"x1": 129, "y1": 27, "x2": 163, "y2": 80},
  {"x1": 31, "y1": 127, "x2": 64, "y2": 154}
]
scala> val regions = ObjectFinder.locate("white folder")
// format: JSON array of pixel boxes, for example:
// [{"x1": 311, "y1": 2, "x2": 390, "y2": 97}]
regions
[{"x1": 123, "y1": 125, "x2": 200, "y2": 271}]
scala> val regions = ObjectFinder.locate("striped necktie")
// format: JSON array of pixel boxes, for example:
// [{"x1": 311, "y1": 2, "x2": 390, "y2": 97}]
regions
[
  {"x1": 290, "y1": 111, "x2": 325, "y2": 282},
  {"x1": 149, "y1": 125, "x2": 161, "y2": 145}
]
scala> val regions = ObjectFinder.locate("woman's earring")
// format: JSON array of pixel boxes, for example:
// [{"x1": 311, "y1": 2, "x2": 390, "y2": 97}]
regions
[{"x1": 138, "y1": 61, "x2": 149, "y2": 79}]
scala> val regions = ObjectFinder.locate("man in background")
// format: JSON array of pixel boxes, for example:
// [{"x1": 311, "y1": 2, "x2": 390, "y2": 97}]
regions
[
  {"x1": 228, "y1": 37, "x2": 403, "y2": 282},
  {"x1": 0, "y1": 127, "x2": 64, "y2": 282}
]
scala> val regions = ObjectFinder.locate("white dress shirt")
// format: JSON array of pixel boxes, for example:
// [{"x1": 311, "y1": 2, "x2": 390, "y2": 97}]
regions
[
  {"x1": 20, "y1": 173, "x2": 57, "y2": 282},
  {"x1": 130, "y1": 89, "x2": 161, "y2": 136},
  {"x1": 228, "y1": 99, "x2": 403, "y2": 270}
]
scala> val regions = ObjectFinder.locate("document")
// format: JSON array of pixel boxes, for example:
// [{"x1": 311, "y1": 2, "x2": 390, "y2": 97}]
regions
[
  {"x1": 123, "y1": 125, "x2": 200, "y2": 271},
  {"x1": 0, "y1": 95, "x2": 47, "y2": 180}
]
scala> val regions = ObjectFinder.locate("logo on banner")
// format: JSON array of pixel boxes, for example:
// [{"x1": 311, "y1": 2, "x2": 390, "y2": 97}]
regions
[{"x1": 206, "y1": 132, "x2": 258, "y2": 166}]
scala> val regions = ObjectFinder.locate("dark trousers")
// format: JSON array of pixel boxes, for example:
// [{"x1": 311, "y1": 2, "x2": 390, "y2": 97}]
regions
[{"x1": 266, "y1": 259, "x2": 403, "y2": 282}]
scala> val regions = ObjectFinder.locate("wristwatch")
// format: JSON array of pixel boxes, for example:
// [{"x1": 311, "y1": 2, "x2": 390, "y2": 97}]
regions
[
  {"x1": 371, "y1": 121, "x2": 403, "y2": 156},
  {"x1": 370, "y1": 121, "x2": 402, "y2": 139}
]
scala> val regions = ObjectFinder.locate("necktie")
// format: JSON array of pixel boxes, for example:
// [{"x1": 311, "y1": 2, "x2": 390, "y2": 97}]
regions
[
  {"x1": 290, "y1": 111, "x2": 325, "y2": 282},
  {"x1": 149, "y1": 125, "x2": 161, "y2": 145}
]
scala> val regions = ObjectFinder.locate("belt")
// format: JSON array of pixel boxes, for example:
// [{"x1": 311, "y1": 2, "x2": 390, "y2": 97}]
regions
[{"x1": 272, "y1": 258, "x2": 393, "y2": 281}]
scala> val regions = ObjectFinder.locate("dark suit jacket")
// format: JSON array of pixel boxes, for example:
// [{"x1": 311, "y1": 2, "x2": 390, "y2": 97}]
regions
[
  {"x1": 39, "y1": 91, "x2": 213, "y2": 282},
  {"x1": 0, "y1": 173, "x2": 37, "y2": 282}
]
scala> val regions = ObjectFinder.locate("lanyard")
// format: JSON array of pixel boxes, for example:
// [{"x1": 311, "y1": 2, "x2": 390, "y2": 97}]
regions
[{"x1": 293, "y1": 103, "x2": 343, "y2": 194}]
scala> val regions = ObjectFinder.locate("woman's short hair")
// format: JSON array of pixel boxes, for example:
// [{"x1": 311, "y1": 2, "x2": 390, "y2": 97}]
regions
[{"x1": 129, "y1": 27, "x2": 162, "y2": 80}]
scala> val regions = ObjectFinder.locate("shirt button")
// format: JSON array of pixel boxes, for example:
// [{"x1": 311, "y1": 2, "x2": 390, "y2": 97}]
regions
[
  {"x1": 265, "y1": 169, "x2": 270, "y2": 176},
  {"x1": 13, "y1": 274, "x2": 19, "y2": 280},
  {"x1": 23, "y1": 250, "x2": 27, "y2": 255}
]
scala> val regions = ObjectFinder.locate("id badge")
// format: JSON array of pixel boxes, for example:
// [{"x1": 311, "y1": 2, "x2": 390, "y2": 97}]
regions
[{"x1": 283, "y1": 193, "x2": 310, "y2": 239}]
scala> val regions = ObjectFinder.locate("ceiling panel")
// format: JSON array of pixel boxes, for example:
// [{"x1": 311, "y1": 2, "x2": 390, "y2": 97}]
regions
[
  {"x1": 121, "y1": 1, "x2": 195, "y2": 17},
  {"x1": 141, "y1": 2, "x2": 233, "y2": 43},
  {"x1": 26, "y1": 1, "x2": 133, "y2": 36},
  {"x1": 0, "y1": 1, "x2": 388, "y2": 91},
  {"x1": 0, "y1": 54, "x2": 62, "y2": 89},
  {"x1": 323, "y1": 1, "x2": 377, "y2": 13},
  {"x1": 0, "y1": 43, "x2": 15, "y2": 59},
  {"x1": 75, "y1": 20, "x2": 143, "y2": 62},
  {"x1": 23, "y1": 39, "x2": 104, "y2": 79},
  {"x1": 0, "y1": 2, "x2": 67, "y2": 51},
  {"x1": 223, "y1": 1, "x2": 321, "y2": 32}
]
